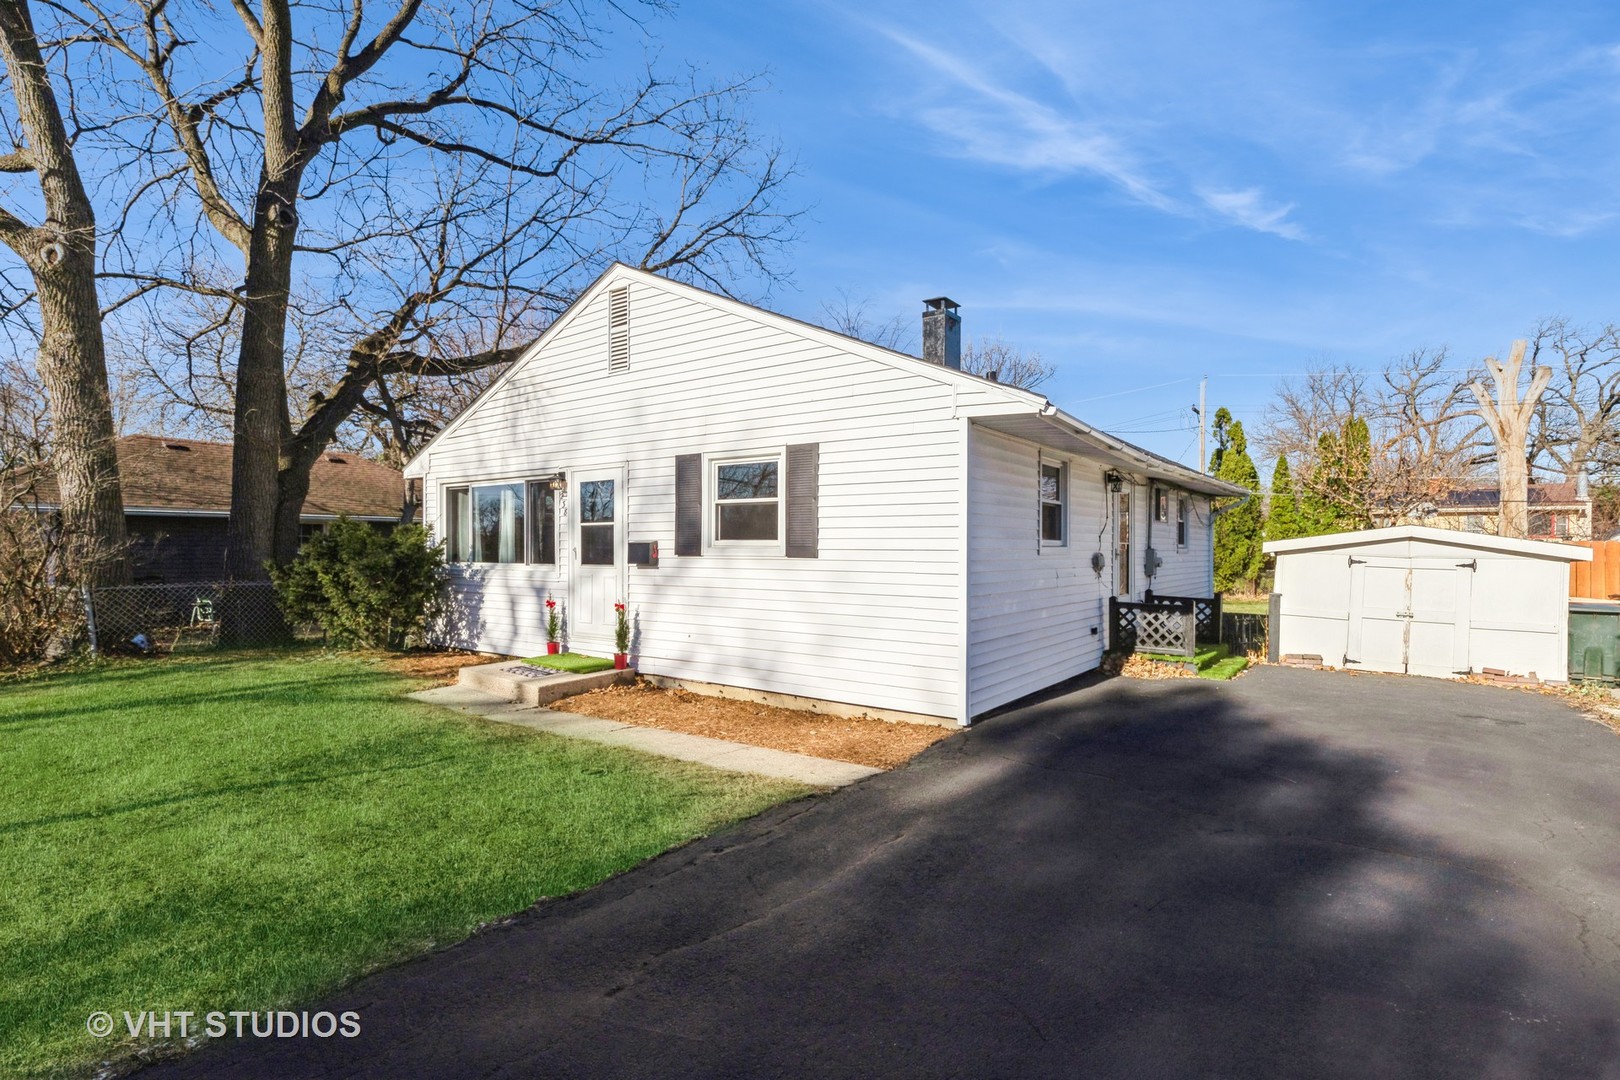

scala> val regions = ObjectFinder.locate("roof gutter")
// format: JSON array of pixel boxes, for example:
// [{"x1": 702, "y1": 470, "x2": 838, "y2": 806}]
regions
[{"x1": 1037, "y1": 402, "x2": 1246, "y2": 498}]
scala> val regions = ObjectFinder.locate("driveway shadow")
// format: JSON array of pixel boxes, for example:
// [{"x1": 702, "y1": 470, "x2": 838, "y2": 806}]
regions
[{"x1": 141, "y1": 667, "x2": 1620, "y2": 1079}]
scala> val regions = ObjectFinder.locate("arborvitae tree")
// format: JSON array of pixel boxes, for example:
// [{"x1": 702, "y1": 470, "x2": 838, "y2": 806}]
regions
[
  {"x1": 1265, "y1": 455, "x2": 1303, "y2": 542},
  {"x1": 1214, "y1": 418, "x2": 1264, "y2": 592},
  {"x1": 1301, "y1": 417, "x2": 1374, "y2": 534},
  {"x1": 1339, "y1": 416, "x2": 1374, "y2": 529},
  {"x1": 1301, "y1": 431, "x2": 1338, "y2": 535}
]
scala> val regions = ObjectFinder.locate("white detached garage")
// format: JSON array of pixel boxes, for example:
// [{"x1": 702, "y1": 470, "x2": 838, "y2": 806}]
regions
[{"x1": 1265, "y1": 526, "x2": 1591, "y2": 683}]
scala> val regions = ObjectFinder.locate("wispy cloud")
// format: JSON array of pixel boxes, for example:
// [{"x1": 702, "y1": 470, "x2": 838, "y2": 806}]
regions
[
  {"x1": 874, "y1": 25, "x2": 1178, "y2": 212},
  {"x1": 866, "y1": 20, "x2": 1321, "y2": 241},
  {"x1": 1198, "y1": 188, "x2": 1306, "y2": 241}
]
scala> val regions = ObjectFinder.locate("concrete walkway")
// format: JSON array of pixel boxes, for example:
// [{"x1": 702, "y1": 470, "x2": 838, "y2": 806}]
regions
[{"x1": 407, "y1": 684, "x2": 880, "y2": 787}]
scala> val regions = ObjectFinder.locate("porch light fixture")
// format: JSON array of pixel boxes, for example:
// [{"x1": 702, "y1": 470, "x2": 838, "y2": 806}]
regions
[
  {"x1": 547, "y1": 472, "x2": 567, "y2": 492},
  {"x1": 1104, "y1": 470, "x2": 1123, "y2": 492}
]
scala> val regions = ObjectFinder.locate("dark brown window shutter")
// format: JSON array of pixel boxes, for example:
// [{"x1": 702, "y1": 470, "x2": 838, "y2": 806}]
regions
[
  {"x1": 676, "y1": 454, "x2": 702, "y2": 556},
  {"x1": 786, "y1": 443, "x2": 819, "y2": 558}
]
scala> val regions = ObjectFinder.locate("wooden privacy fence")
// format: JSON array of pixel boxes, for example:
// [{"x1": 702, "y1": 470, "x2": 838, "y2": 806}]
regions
[{"x1": 1570, "y1": 541, "x2": 1620, "y2": 599}]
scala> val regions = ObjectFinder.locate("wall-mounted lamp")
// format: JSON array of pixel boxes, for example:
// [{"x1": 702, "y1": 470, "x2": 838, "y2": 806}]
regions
[
  {"x1": 1104, "y1": 470, "x2": 1124, "y2": 492},
  {"x1": 547, "y1": 472, "x2": 567, "y2": 492}
]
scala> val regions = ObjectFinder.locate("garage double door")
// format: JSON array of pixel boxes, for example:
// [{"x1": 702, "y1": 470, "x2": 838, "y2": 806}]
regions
[{"x1": 1346, "y1": 558, "x2": 1473, "y2": 678}]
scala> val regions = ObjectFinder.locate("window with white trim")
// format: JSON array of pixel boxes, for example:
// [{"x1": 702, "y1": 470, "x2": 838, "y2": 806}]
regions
[
  {"x1": 446, "y1": 479, "x2": 559, "y2": 564},
  {"x1": 1176, "y1": 495, "x2": 1190, "y2": 549},
  {"x1": 1040, "y1": 460, "x2": 1066, "y2": 544},
  {"x1": 712, "y1": 456, "x2": 782, "y2": 544}
]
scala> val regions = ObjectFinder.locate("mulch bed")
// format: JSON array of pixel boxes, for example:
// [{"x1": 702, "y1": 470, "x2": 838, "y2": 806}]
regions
[
  {"x1": 548, "y1": 681, "x2": 954, "y2": 770},
  {"x1": 385, "y1": 650, "x2": 504, "y2": 685}
]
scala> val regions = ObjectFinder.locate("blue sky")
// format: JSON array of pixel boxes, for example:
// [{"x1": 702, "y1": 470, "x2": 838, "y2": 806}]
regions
[{"x1": 630, "y1": 0, "x2": 1620, "y2": 467}]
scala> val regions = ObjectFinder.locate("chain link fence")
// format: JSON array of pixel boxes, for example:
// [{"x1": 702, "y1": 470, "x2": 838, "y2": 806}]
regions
[{"x1": 82, "y1": 581, "x2": 320, "y2": 655}]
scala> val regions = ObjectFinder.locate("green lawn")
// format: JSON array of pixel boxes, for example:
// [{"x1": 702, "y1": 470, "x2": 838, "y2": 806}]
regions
[
  {"x1": 523, "y1": 651, "x2": 616, "y2": 674},
  {"x1": 0, "y1": 651, "x2": 808, "y2": 1079},
  {"x1": 1220, "y1": 597, "x2": 1270, "y2": 615}
]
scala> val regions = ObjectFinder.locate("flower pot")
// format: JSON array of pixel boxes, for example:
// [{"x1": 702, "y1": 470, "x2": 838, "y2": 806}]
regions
[
  {"x1": 547, "y1": 642, "x2": 560, "y2": 655},
  {"x1": 613, "y1": 653, "x2": 629, "y2": 670}
]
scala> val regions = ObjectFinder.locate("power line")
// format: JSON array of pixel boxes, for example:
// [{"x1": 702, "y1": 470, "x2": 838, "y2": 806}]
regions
[{"x1": 1069, "y1": 377, "x2": 1195, "y2": 403}]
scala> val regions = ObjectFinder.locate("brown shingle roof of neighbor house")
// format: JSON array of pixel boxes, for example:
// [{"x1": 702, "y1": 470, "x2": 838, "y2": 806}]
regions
[
  {"x1": 1434, "y1": 482, "x2": 1586, "y2": 511},
  {"x1": 18, "y1": 435, "x2": 404, "y2": 520}
]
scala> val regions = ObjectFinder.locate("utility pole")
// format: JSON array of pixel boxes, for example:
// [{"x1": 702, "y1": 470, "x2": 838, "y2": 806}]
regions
[{"x1": 1198, "y1": 376, "x2": 1208, "y2": 474}]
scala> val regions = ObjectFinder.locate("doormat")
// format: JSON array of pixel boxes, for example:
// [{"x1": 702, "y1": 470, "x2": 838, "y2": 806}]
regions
[{"x1": 504, "y1": 664, "x2": 564, "y2": 679}]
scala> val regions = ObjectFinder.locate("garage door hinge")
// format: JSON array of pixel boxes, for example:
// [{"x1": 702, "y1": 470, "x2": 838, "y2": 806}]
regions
[
  {"x1": 1456, "y1": 559, "x2": 1477, "y2": 571},
  {"x1": 1348, "y1": 556, "x2": 1366, "y2": 566}
]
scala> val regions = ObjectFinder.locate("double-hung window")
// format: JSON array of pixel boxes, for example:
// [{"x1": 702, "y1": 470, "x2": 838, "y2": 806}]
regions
[
  {"x1": 1040, "y1": 461, "x2": 1065, "y2": 544},
  {"x1": 713, "y1": 456, "x2": 782, "y2": 545},
  {"x1": 1176, "y1": 495, "x2": 1190, "y2": 549}
]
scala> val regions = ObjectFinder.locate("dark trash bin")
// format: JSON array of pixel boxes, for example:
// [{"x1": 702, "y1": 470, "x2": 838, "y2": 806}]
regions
[{"x1": 1569, "y1": 599, "x2": 1620, "y2": 683}]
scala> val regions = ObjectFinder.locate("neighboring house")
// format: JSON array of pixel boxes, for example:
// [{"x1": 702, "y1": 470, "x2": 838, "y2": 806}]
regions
[
  {"x1": 1404, "y1": 480, "x2": 1592, "y2": 542},
  {"x1": 18, "y1": 435, "x2": 407, "y2": 582},
  {"x1": 405, "y1": 264, "x2": 1243, "y2": 726}
]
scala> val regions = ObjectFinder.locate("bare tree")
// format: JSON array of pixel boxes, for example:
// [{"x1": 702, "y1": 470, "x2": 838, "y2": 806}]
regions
[
  {"x1": 1523, "y1": 318, "x2": 1620, "y2": 482},
  {"x1": 818, "y1": 290, "x2": 914, "y2": 353},
  {"x1": 817, "y1": 294, "x2": 1054, "y2": 390},
  {"x1": 1257, "y1": 355, "x2": 1486, "y2": 525},
  {"x1": 76, "y1": 0, "x2": 796, "y2": 578},
  {"x1": 1471, "y1": 340, "x2": 1552, "y2": 539},
  {"x1": 959, "y1": 337, "x2": 1054, "y2": 391},
  {"x1": 1256, "y1": 365, "x2": 1375, "y2": 478},
  {"x1": 1374, "y1": 348, "x2": 1487, "y2": 516},
  {"x1": 0, "y1": 0, "x2": 127, "y2": 582}
]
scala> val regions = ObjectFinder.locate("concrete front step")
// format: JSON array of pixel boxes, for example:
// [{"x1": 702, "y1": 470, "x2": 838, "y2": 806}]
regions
[{"x1": 457, "y1": 659, "x2": 635, "y2": 707}]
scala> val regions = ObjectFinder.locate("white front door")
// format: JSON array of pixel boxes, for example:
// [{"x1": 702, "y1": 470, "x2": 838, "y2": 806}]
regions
[
  {"x1": 570, "y1": 467, "x2": 624, "y2": 652},
  {"x1": 1347, "y1": 558, "x2": 1470, "y2": 677}
]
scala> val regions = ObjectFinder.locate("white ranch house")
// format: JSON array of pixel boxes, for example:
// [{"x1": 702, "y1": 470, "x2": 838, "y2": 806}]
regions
[{"x1": 405, "y1": 265, "x2": 1244, "y2": 725}]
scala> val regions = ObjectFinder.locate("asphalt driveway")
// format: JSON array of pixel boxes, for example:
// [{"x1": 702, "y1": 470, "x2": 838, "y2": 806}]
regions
[{"x1": 142, "y1": 667, "x2": 1620, "y2": 1079}]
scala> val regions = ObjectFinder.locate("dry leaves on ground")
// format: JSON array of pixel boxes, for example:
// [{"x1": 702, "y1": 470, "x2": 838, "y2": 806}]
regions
[
  {"x1": 1118, "y1": 654, "x2": 1195, "y2": 680},
  {"x1": 549, "y1": 682, "x2": 954, "y2": 770},
  {"x1": 385, "y1": 650, "x2": 503, "y2": 685}
]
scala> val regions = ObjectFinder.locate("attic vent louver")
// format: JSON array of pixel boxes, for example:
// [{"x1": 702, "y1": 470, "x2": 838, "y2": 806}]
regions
[
  {"x1": 162, "y1": 441, "x2": 190, "y2": 451},
  {"x1": 608, "y1": 285, "x2": 630, "y2": 372}
]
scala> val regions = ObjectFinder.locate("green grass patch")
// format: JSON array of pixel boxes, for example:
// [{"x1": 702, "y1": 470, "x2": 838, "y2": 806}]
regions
[
  {"x1": 522, "y1": 652, "x2": 615, "y2": 674},
  {"x1": 0, "y1": 651, "x2": 806, "y2": 1078},
  {"x1": 1135, "y1": 643, "x2": 1249, "y2": 680},
  {"x1": 1221, "y1": 598, "x2": 1269, "y2": 615},
  {"x1": 1203, "y1": 655, "x2": 1250, "y2": 680}
]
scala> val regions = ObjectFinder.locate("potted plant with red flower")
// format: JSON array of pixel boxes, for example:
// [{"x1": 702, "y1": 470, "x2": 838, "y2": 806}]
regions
[
  {"x1": 545, "y1": 598, "x2": 561, "y2": 654},
  {"x1": 613, "y1": 602, "x2": 630, "y2": 669}
]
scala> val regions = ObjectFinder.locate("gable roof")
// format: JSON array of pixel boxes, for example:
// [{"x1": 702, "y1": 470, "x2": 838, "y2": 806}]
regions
[
  {"x1": 11, "y1": 435, "x2": 404, "y2": 520},
  {"x1": 1263, "y1": 524, "x2": 1592, "y2": 561},
  {"x1": 1431, "y1": 482, "x2": 1587, "y2": 511},
  {"x1": 405, "y1": 263, "x2": 1244, "y2": 498}
]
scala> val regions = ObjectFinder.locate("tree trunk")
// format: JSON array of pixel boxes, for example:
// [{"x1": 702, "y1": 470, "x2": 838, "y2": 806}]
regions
[
  {"x1": 1471, "y1": 341, "x2": 1551, "y2": 541},
  {"x1": 0, "y1": 0, "x2": 128, "y2": 585},
  {"x1": 224, "y1": 197, "x2": 296, "y2": 581}
]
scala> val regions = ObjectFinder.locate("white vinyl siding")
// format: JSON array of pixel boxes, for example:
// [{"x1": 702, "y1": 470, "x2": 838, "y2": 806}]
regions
[
  {"x1": 413, "y1": 274, "x2": 1014, "y2": 721},
  {"x1": 1147, "y1": 488, "x2": 1214, "y2": 598},
  {"x1": 967, "y1": 428, "x2": 1107, "y2": 716}
]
